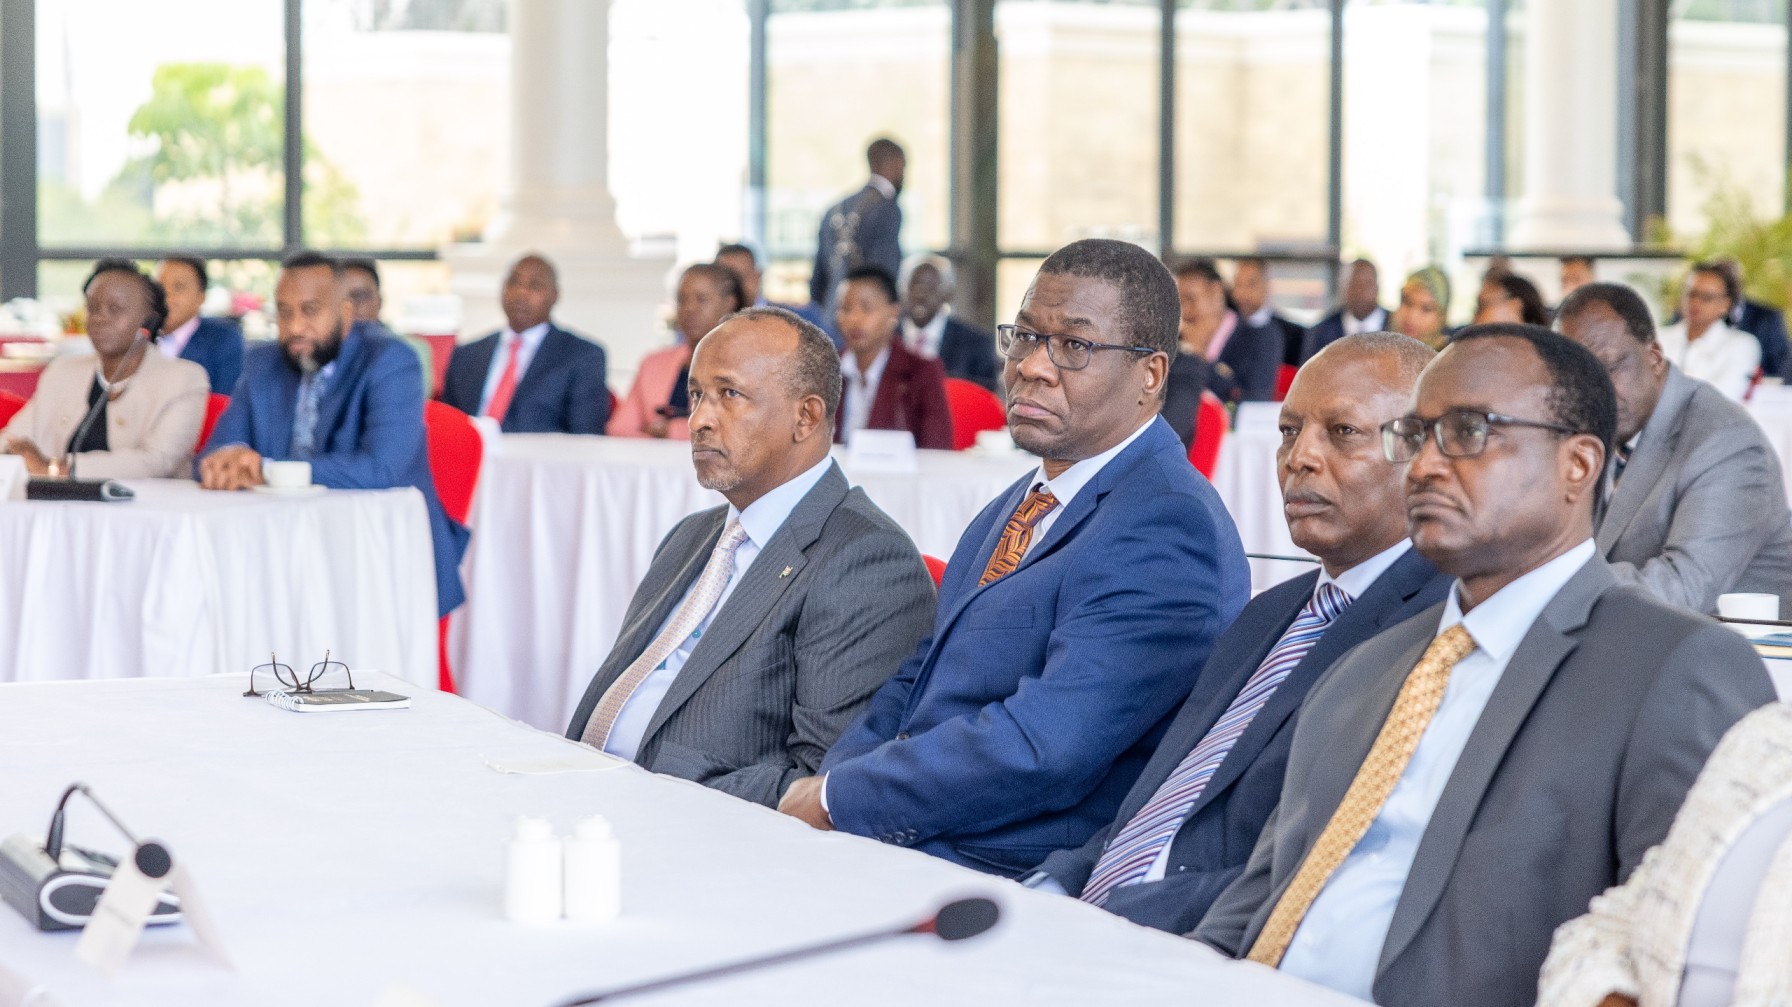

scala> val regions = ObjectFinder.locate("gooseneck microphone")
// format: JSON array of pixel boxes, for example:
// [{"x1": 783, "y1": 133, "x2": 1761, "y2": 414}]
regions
[
  {"x1": 552, "y1": 897, "x2": 1001, "y2": 1006},
  {"x1": 65, "y1": 329, "x2": 148, "y2": 482}
]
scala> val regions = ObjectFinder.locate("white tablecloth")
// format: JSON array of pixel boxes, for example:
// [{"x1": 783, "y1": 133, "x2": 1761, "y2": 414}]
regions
[
  {"x1": 0, "y1": 674, "x2": 1361, "y2": 1007},
  {"x1": 0, "y1": 480, "x2": 438, "y2": 688},
  {"x1": 1208, "y1": 402, "x2": 1320, "y2": 591},
  {"x1": 453, "y1": 436, "x2": 1037, "y2": 731}
]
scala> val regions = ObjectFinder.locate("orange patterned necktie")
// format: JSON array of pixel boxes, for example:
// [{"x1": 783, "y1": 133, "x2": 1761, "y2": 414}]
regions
[
  {"x1": 1246, "y1": 623, "x2": 1478, "y2": 967},
  {"x1": 978, "y1": 486, "x2": 1059, "y2": 587}
]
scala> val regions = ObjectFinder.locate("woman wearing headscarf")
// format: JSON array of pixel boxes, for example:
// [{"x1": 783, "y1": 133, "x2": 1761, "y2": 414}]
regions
[{"x1": 1393, "y1": 266, "x2": 1452, "y2": 351}]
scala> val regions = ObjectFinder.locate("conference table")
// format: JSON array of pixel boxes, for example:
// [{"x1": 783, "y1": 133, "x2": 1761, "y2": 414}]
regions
[
  {"x1": 452, "y1": 436, "x2": 1038, "y2": 732},
  {"x1": 0, "y1": 480, "x2": 438, "y2": 688},
  {"x1": 0, "y1": 673, "x2": 1361, "y2": 1007}
]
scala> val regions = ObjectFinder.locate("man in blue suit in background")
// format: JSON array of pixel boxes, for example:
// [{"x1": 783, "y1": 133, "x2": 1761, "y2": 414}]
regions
[
  {"x1": 779, "y1": 239, "x2": 1250, "y2": 877},
  {"x1": 810, "y1": 138, "x2": 905, "y2": 334},
  {"x1": 156, "y1": 256, "x2": 244, "y2": 394},
  {"x1": 439, "y1": 253, "x2": 610, "y2": 434},
  {"x1": 1025, "y1": 332, "x2": 1452, "y2": 931},
  {"x1": 199, "y1": 252, "x2": 470, "y2": 616}
]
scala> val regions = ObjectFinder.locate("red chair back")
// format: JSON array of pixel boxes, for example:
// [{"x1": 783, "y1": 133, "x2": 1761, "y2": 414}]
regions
[
  {"x1": 923, "y1": 554, "x2": 948, "y2": 587},
  {"x1": 423, "y1": 400, "x2": 483, "y2": 526},
  {"x1": 1189, "y1": 392, "x2": 1228, "y2": 478},
  {"x1": 0, "y1": 390, "x2": 25, "y2": 428},
  {"x1": 1275, "y1": 363, "x2": 1298, "y2": 401},
  {"x1": 943, "y1": 378, "x2": 1006, "y2": 451},
  {"x1": 195, "y1": 393, "x2": 230, "y2": 453}
]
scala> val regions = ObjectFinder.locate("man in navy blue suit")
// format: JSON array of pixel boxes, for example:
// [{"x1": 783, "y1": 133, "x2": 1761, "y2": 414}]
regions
[
  {"x1": 199, "y1": 252, "x2": 470, "y2": 616},
  {"x1": 1025, "y1": 332, "x2": 1452, "y2": 932},
  {"x1": 779, "y1": 239, "x2": 1251, "y2": 877},
  {"x1": 1300, "y1": 258, "x2": 1389, "y2": 364},
  {"x1": 156, "y1": 256, "x2": 244, "y2": 394},
  {"x1": 899, "y1": 253, "x2": 1001, "y2": 393},
  {"x1": 810, "y1": 138, "x2": 905, "y2": 331},
  {"x1": 438, "y1": 254, "x2": 609, "y2": 434}
]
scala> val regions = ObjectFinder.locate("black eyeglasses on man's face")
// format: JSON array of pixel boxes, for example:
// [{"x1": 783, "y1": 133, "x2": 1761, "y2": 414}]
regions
[
  {"x1": 995, "y1": 324, "x2": 1156, "y2": 372},
  {"x1": 1380, "y1": 409, "x2": 1581, "y2": 463}
]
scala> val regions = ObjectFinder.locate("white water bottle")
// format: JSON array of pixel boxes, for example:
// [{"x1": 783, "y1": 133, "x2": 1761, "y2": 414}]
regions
[
  {"x1": 562, "y1": 816, "x2": 621, "y2": 922},
  {"x1": 503, "y1": 816, "x2": 562, "y2": 923}
]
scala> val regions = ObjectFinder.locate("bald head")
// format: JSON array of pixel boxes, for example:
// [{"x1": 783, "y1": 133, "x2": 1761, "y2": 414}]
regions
[{"x1": 1308, "y1": 330, "x2": 1435, "y2": 385}]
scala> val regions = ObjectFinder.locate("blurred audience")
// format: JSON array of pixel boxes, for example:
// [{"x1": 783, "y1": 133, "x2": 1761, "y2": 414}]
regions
[
  {"x1": 833, "y1": 266, "x2": 952, "y2": 451},
  {"x1": 609, "y1": 263, "x2": 744, "y2": 440},
  {"x1": 1657, "y1": 262, "x2": 1760, "y2": 402},
  {"x1": 154, "y1": 256, "x2": 243, "y2": 394},
  {"x1": 897, "y1": 253, "x2": 1000, "y2": 393}
]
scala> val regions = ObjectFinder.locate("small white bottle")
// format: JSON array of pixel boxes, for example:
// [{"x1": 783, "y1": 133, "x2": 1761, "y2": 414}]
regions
[
  {"x1": 503, "y1": 816, "x2": 563, "y2": 924},
  {"x1": 562, "y1": 815, "x2": 621, "y2": 922}
]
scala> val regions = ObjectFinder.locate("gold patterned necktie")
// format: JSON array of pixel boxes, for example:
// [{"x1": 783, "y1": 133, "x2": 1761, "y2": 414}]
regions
[
  {"x1": 1246, "y1": 623, "x2": 1478, "y2": 967},
  {"x1": 579, "y1": 521, "x2": 751, "y2": 750},
  {"x1": 978, "y1": 486, "x2": 1060, "y2": 587}
]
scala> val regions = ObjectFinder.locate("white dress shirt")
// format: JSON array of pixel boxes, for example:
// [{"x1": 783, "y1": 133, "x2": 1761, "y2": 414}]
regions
[
  {"x1": 1342, "y1": 307, "x2": 1388, "y2": 338},
  {"x1": 866, "y1": 174, "x2": 896, "y2": 200},
  {"x1": 902, "y1": 306, "x2": 951, "y2": 359},
  {"x1": 1656, "y1": 320, "x2": 1761, "y2": 402},
  {"x1": 476, "y1": 322, "x2": 551, "y2": 415},
  {"x1": 840, "y1": 345, "x2": 891, "y2": 444},
  {"x1": 158, "y1": 316, "x2": 200, "y2": 360},
  {"x1": 1279, "y1": 539, "x2": 1598, "y2": 1001},
  {"x1": 604, "y1": 455, "x2": 835, "y2": 762}
]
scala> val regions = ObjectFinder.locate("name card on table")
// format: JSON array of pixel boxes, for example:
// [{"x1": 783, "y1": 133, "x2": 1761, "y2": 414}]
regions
[
  {"x1": 0, "y1": 455, "x2": 24, "y2": 501},
  {"x1": 846, "y1": 430, "x2": 918, "y2": 474},
  {"x1": 76, "y1": 841, "x2": 230, "y2": 976}
]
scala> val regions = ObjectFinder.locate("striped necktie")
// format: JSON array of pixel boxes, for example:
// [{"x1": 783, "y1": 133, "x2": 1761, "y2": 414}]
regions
[
  {"x1": 1081, "y1": 582, "x2": 1351, "y2": 907},
  {"x1": 977, "y1": 486, "x2": 1059, "y2": 587}
]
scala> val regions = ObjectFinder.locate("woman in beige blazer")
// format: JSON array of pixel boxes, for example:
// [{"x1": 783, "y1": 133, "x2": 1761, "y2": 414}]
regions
[
  {"x1": 1, "y1": 260, "x2": 209, "y2": 479},
  {"x1": 1538, "y1": 702, "x2": 1792, "y2": 1007}
]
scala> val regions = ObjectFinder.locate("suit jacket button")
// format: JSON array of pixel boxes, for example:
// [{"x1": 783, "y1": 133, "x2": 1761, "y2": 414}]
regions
[{"x1": 896, "y1": 732, "x2": 910, "y2": 741}]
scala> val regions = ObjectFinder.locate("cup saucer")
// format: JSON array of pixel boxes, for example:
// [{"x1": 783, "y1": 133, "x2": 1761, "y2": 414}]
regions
[{"x1": 251, "y1": 484, "x2": 326, "y2": 498}]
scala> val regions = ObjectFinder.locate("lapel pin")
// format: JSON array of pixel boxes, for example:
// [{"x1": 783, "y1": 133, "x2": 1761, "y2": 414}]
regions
[{"x1": 780, "y1": 566, "x2": 793, "y2": 578}]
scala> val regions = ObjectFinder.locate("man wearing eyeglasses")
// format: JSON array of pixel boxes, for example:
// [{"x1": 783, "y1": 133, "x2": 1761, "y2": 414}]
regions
[
  {"x1": 1195, "y1": 324, "x2": 1774, "y2": 1007},
  {"x1": 778, "y1": 238, "x2": 1250, "y2": 876}
]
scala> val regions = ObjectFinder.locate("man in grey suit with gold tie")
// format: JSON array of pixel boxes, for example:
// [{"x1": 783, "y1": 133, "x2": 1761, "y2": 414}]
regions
[
  {"x1": 1556, "y1": 281, "x2": 1792, "y2": 614},
  {"x1": 1195, "y1": 324, "x2": 1774, "y2": 1007},
  {"x1": 565, "y1": 307, "x2": 936, "y2": 807}
]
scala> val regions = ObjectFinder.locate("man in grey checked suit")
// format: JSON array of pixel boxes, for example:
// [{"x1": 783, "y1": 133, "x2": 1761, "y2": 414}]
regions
[
  {"x1": 565, "y1": 307, "x2": 936, "y2": 808},
  {"x1": 1556, "y1": 281, "x2": 1792, "y2": 615},
  {"x1": 810, "y1": 138, "x2": 905, "y2": 325},
  {"x1": 1194, "y1": 324, "x2": 1774, "y2": 1007}
]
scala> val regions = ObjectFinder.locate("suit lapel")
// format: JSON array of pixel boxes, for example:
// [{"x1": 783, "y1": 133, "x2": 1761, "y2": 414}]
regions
[
  {"x1": 508, "y1": 326, "x2": 566, "y2": 416},
  {"x1": 307, "y1": 326, "x2": 367, "y2": 450},
  {"x1": 1377, "y1": 559, "x2": 1613, "y2": 974},
  {"x1": 1597, "y1": 369, "x2": 1689, "y2": 551},
  {"x1": 639, "y1": 466, "x2": 849, "y2": 742},
  {"x1": 868, "y1": 343, "x2": 909, "y2": 431}
]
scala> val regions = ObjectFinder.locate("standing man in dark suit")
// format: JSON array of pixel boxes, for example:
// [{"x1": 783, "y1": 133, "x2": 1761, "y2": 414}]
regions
[
  {"x1": 1026, "y1": 332, "x2": 1451, "y2": 934},
  {"x1": 155, "y1": 256, "x2": 244, "y2": 394},
  {"x1": 1195, "y1": 324, "x2": 1774, "y2": 1007},
  {"x1": 439, "y1": 254, "x2": 609, "y2": 434},
  {"x1": 810, "y1": 138, "x2": 905, "y2": 327},
  {"x1": 898, "y1": 253, "x2": 1001, "y2": 393},
  {"x1": 833, "y1": 266, "x2": 953, "y2": 450},
  {"x1": 199, "y1": 252, "x2": 470, "y2": 615},
  {"x1": 1172, "y1": 258, "x2": 1279, "y2": 403},
  {"x1": 1232, "y1": 257, "x2": 1307, "y2": 368},
  {"x1": 1556, "y1": 282, "x2": 1792, "y2": 614},
  {"x1": 779, "y1": 239, "x2": 1250, "y2": 876},
  {"x1": 566, "y1": 308, "x2": 935, "y2": 807},
  {"x1": 1300, "y1": 258, "x2": 1388, "y2": 363}
]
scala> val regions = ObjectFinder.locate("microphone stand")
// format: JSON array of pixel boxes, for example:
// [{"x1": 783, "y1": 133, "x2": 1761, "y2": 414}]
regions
[{"x1": 65, "y1": 332, "x2": 146, "y2": 483}]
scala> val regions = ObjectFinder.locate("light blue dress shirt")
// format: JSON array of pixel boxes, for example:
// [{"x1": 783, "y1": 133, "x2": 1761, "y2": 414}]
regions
[
  {"x1": 603, "y1": 455, "x2": 835, "y2": 762},
  {"x1": 1279, "y1": 539, "x2": 1597, "y2": 1002}
]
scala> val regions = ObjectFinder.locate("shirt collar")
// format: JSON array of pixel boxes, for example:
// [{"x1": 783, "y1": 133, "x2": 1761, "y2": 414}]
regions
[
  {"x1": 901, "y1": 306, "x2": 951, "y2": 348},
  {"x1": 1032, "y1": 416, "x2": 1156, "y2": 512},
  {"x1": 1439, "y1": 539, "x2": 1597, "y2": 663},
  {"x1": 503, "y1": 321, "x2": 552, "y2": 350},
  {"x1": 847, "y1": 344, "x2": 892, "y2": 384},
  {"x1": 867, "y1": 174, "x2": 896, "y2": 200},
  {"x1": 1319, "y1": 539, "x2": 1413, "y2": 600},
  {"x1": 726, "y1": 455, "x2": 835, "y2": 551},
  {"x1": 1245, "y1": 305, "x2": 1274, "y2": 329},
  {"x1": 161, "y1": 316, "x2": 201, "y2": 354}
]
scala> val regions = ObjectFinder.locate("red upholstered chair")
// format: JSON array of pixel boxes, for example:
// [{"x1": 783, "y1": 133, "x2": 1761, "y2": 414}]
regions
[
  {"x1": 1189, "y1": 392, "x2": 1228, "y2": 479},
  {"x1": 923, "y1": 554, "x2": 948, "y2": 587},
  {"x1": 423, "y1": 400, "x2": 485, "y2": 693},
  {"x1": 195, "y1": 393, "x2": 230, "y2": 453},
  {"x1": 943, "y1": 378, "x2": 1006, "y2": 451},
  {"x1": 0, "y1": 390, "x2": 25, "y2": 428},
  {"x1": 1275, "y1": 363, "x2": 1298, "y2": 401}
]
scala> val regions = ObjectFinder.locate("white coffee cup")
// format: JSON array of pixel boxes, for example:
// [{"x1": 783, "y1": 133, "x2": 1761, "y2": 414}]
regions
[
  {"x1": 1718, "y1": 592, "x2": 1780, "y2": 624},
  {"x1": 262, "y1": 460, "x2": 313, "y2": 490}
]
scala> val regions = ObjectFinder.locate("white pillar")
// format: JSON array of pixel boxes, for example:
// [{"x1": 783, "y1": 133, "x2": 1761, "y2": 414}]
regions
[
  {"x1": 441, "y1": 0, "x2": 672, "y2": 384},
  {"x1": 1505, "y1": 0, "x2": 1631, "y2": 251}
]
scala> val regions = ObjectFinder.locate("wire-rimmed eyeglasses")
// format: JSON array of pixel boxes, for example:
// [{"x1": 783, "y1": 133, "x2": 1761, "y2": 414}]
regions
[
  {"x1": 1380, "y1": 409, "x2": 1582, "y2": 463},
  {"x1": 243, "y1": 650, "x2": 356, "y2": 697},
  {"x1": 995, "y1": 324, "x2": 1157, "y2": 372}
]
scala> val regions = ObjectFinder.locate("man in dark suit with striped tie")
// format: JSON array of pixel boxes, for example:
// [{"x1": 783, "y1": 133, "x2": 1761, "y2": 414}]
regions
[{"x1": 1024, "y1": 332, "x2": 1453, "y2": 932}]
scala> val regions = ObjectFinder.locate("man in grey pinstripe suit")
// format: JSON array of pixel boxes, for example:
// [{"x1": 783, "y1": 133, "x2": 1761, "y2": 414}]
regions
[{"x1": 566, "y1": 307, "x2": 937, "y2": 808}]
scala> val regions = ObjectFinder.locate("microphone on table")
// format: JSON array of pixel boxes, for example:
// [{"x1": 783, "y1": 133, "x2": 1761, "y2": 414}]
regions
[
  {"x1": 551, "y1": 896, "x2": 1001, "y2": 1006},
  {"x1": 1, "y1": 782, "x2": 182, "y2": 931}
]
